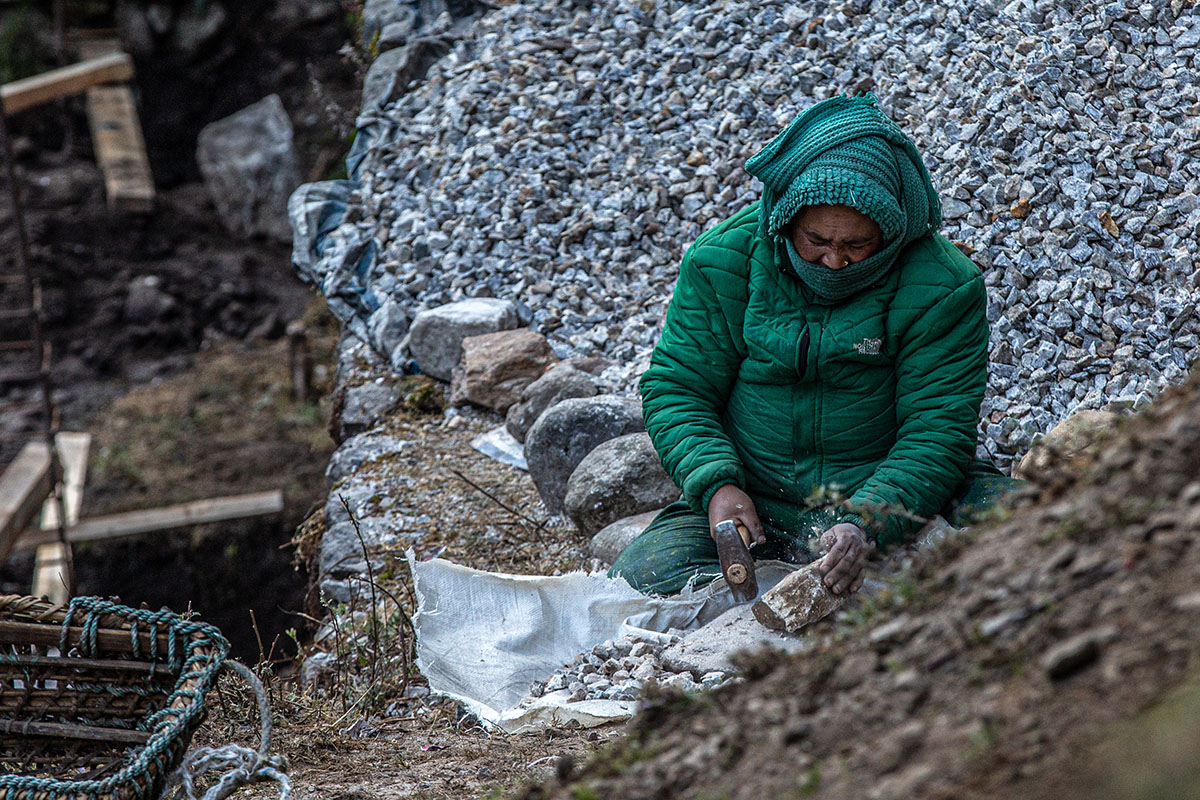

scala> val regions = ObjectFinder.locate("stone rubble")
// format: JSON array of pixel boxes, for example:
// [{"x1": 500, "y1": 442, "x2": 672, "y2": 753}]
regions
[
  {"x1": 526, "y1": 634, "x2": 743, "y2": 705},
  {"x1": 317, "y1": 0, "x2": 1200, "y2": 473}
]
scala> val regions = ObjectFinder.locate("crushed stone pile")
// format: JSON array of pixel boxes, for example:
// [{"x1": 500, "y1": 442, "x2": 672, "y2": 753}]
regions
[
  {"x1": 527, "y1": 634, "x2": 742, "y2": 705},
  {"x1": 322, "y1": 0, "x2": 1200, "y2": 472}
]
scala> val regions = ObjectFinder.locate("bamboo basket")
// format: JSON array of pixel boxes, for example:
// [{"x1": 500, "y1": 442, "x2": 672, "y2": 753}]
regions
[{"x1": 0, "y1": 594, "x2": 229, "y2": 799}]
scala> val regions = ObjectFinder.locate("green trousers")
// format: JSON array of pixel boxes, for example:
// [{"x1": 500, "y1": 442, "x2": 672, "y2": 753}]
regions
[{"x1": 609, "y1": 470, "x2": 1025, "y2": 596}]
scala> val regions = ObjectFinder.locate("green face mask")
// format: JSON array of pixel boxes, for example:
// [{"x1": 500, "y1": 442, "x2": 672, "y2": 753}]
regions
[{"x1": 782, "y1": 236, "x2": 899, "y2": 303}]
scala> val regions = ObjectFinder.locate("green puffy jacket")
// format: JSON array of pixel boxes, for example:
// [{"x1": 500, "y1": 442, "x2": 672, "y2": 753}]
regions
[{"x1": 639, "y1": 202, "x2": 989, "y2": 546}]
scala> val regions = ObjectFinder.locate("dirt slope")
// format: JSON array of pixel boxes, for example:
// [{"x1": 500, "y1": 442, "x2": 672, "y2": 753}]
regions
[{"x1": 520, "y1": 371, "x2": 1200, "y2": 799}]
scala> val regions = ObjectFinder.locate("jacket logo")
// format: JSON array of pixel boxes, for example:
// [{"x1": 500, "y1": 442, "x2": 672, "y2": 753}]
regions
[{"x1": 854, "y1": 337, "x2": 882, "y2": 355}]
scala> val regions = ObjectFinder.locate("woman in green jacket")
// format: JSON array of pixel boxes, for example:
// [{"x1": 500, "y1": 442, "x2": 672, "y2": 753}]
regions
[{"x1": 610, "y1": 94, "x2": 1006, "y2": 598}]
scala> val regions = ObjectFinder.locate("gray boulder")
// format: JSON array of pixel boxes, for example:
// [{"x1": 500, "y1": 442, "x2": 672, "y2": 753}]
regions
[
  {"x1": 505, "y1": 362, "x2": 602, "y2": 443},
  {"x1": 377, "y1": 8, "x2": 419, "y2": 51},
  {"x1": 366, "y1": 299, "x2": 410, "y2": 367},
  {"x1": 362, "y1": 0, "x2": 416, "y2": 44},
  {"x1": 589, "y1": 509, "x2": 660, "y2": 566},
  {"x1": 564, "y1": 433, "x2": 680, "y2": 535},
  {"x1": 407, "y1": 298, "x2": 519, "y2": 381},
  {"x1": 339, "y1": 382, "x2": 403, "y2": 439},
  {"x1": 196, "y1": 94, "x2": 301, "y2": 242},
  {"x1": 361, "y1": 43, "x2": 426, "y2": 112},
  {"x1": 524, "y1": 396, "x2": 645, "y2": 516}
]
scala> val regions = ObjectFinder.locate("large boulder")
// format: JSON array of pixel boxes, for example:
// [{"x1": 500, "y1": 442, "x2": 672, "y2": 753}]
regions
[
  {"x1": 1014, "y1": 409, "x2": 1123, "y2": 480},
  {"x1": 406, "y1": 298, "x2": 519, "y2": 381},
  {"x1": 524, "y1": 395, "x2": 645, "y2": 516},
  {"x1": 196, "y1": 94, "x2": 301, "y2": 242},
  {"x1": 588, "y1": 509, "x2": 660, "y2": 566},
  {"x1": 505, "y1": 361, "x2": 603, "y2": 443},
  {"x1": 450, "y1": 328, "x2": 556, "y2": 412},
  {"x1": 564, "y1": 433, "x2": 680, "y2": 535}
]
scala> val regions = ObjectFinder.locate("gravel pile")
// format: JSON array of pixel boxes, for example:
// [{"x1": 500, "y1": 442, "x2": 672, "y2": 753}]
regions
[
  {"x1": 342, "y1": 0, "x2": 1200, "y2": 470},
  {"x1": 527, "y1": 635, "x2": 740, "y2": 704}
]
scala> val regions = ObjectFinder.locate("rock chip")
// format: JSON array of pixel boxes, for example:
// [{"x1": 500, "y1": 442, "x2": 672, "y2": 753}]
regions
[
  {"x1": 505, "y1": 362, "x2": 603, "y2": 443},
  {"x1": 407, "y1": 298, "x2": 519, "y2": 382},
  {"x1": 524, "y1": 395, "x2": 645, "y2": 515},
  {"x1": 196, "y1": 94, "x2": 300, "y2": 242},
  {"x1": 589, "y1": 509, "x2": 660, "y2": 566},
  {"x1": 564, "y1": 433, "x2": 679, "y2": 535},
  {"x1": 450, "y1": 328, "x2": 557, "y2": 412}
]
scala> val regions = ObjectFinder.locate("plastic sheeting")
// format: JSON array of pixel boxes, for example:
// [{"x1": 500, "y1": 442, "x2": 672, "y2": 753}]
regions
[
  {"x1": 409, "y1": 553, "x2": 798, "y2": 733},
  {"x1": 287, "y1": 108, "x2": 400, "y2": 358}
]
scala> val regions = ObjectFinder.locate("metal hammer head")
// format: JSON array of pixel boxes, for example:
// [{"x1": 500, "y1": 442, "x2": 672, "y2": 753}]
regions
[{"x1": 714, "y1": 519, "x2": 758, "y2": 602}]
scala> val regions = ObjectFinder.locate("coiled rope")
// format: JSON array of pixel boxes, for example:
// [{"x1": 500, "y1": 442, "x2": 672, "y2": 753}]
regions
[{"x1": 169, "y1": 660, "x2": 292, "y2": 800}]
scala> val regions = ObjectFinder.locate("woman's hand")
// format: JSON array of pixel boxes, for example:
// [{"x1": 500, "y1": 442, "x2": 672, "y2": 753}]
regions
[
  {"x1": 818, "y1": 523, "x2": 873, "y2": 595},
  {"x1": 707, "y1": 485, "x2": 766, "y2": 548}
]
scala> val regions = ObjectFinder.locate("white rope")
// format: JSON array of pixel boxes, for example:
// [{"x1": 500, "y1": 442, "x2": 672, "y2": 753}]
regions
[{"x1": 168, "y1": 660, "x2": 292, "y2": 800}]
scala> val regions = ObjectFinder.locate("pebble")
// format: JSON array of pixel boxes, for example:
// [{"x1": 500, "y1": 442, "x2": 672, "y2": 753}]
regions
[{"x1": 313, "y1": 0, "x2": 1200, "y2": 475}]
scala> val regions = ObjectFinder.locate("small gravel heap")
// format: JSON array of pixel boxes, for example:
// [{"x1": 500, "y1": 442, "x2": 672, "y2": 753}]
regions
[
  {"x1": 334, "y1": 0, "x2": 1200, "y2": 470},
  {"x1": 527, "y1": 635, "x2": 741, "y2": 704}
]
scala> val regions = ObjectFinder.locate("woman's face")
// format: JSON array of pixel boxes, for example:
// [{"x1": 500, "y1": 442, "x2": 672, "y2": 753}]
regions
[{"x1": 789, "y1": 204, "x2": 884, "y2": 270}]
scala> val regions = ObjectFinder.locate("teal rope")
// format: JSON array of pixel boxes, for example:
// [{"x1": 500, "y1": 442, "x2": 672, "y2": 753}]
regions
[{"x1": 0, "y1": 596, "x2": 231, "y2": 799}]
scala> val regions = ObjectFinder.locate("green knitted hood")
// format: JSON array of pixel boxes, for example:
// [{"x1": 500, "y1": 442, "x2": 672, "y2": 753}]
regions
[{"x1": 745, "y1": 94, "x2": 943, "y2": 301}]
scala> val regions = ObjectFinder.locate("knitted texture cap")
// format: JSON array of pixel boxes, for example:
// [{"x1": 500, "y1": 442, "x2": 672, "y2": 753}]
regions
[{"x1": 745, "y1": 94, "x2": 943, "y2": 301}]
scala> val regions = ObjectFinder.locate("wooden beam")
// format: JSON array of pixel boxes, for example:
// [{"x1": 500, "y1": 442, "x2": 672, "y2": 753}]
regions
[
  {"x1": 77, "y1": 38, "x2": 155, "y2": 213},
  {"x1": 0, "y1": 52, "x2": 134, "y2": 115},
  {"x1": 33, "y1": 432, "x2": 90, "y2": 603},
  {"x1": 14, "y1": 490, "x2": 285, "y2": 551},
  {"x1": 0, "y1": 441, "x2": 52, "y2": 562},
  {"x1": 0, "y1": 619, "x2": 174, "y2": 655}
]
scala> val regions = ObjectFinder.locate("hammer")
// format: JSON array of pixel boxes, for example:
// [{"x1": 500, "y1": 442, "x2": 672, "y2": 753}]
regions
[{"x1": 713, "y1": 519, "x2": 758, "y2": 602}]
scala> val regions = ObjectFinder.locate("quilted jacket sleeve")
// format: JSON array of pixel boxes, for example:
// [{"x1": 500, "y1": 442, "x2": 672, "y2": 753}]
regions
[
  {"x1": 842, "y1": 274, "x2": 989, "y2": 545},
  {"x1": 639, "y1": 246, "x2": 747, "y2": 515}
]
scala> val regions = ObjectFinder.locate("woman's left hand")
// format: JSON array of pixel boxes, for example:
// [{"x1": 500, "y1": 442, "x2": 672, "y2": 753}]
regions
[{"x1": 818, "y1": 523, "x2": 874, "y2": 596}]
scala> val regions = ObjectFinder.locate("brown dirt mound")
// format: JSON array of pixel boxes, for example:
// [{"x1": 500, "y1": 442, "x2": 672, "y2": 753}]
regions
[{"x1": 519, "y1": 370, "x2": 1200, "y2": 800}]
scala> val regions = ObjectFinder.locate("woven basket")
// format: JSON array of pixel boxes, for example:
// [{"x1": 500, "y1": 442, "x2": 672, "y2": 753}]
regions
[{"x1": 0, "y1": 594, "x2": 229, "y2": 800}]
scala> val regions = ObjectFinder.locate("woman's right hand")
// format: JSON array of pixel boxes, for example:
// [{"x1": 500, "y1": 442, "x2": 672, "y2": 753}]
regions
[{"x1": 707, "y1": 484, "x2": 767, "y2": 548}]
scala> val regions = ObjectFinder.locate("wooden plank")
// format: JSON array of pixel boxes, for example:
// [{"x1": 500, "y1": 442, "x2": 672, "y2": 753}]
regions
[
  {"x1": 33, "y1": 432, "x2": 90, "y2": 602},
  {"x1": 14, "y1": 490, "x2": 285, "y2": 551},
  {"x1": 0, "y1": 441, "x2": 51, "y2": 562},
  {"x1": 0, "y1": 52, "x2": 134, "y2": 115},
  {"x1": 0, "y1": 718, "x2": 151, "y2": 745},
  {"x1": 77, "y1": 37, "x2": 155, "y2": 212},
  {"x1": 85, "y1": 85, "x2": 155, "y2": 213}
]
